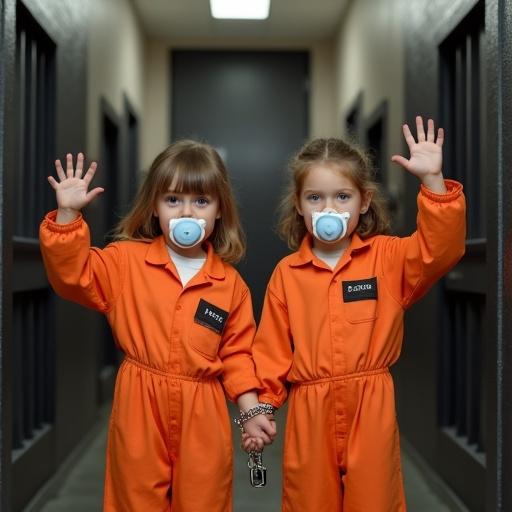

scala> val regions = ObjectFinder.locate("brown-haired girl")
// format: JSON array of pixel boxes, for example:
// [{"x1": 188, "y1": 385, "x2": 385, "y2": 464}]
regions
[
  {"x1": 39, "y1": 140, "x2": 275, "y2": 511},
  {"x1": 250, "y1": 117, "x2": 466, "y2": 511}
]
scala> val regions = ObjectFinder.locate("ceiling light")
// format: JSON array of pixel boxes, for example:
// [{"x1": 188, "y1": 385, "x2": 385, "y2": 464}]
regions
[{"x1": 210, "y1": 0, "x2": 270, "y2": 20}]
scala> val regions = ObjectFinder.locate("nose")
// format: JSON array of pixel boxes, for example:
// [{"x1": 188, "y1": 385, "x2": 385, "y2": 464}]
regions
[
  {"x1": 180, "y1": 200, "x2": 193, "y2": 217},
  {"x1": 325, "y1": 197, "x2": 336, "y2": 211}
]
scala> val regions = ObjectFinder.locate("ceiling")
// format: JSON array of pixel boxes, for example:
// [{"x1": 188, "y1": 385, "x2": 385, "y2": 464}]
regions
[{"x1": 131, "y1": 0, "x2": 348, "y2": 43}]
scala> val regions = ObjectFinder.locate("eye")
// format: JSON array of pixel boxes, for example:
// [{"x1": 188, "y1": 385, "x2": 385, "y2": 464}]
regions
[
  {"x1": 337, "y1": 193, "x2": 350, "y2": 201},
  {"x1": 195, "y1": 196, "x2": 210, "y2": 207},
  {"x1": 307, "y1": 194, "x2": 320, "y2": 202},
  {"x1": 165, "y1": 195, "x2": 179, "y2": 205}
]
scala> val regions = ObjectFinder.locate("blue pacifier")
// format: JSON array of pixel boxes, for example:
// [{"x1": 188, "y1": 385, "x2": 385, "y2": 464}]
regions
[
  {"x1": 312, "y1": 210, "x2": 351, "y2": 243},
  {"x1": 169, "y1": 218, "x2": 206, "y2": 248}
]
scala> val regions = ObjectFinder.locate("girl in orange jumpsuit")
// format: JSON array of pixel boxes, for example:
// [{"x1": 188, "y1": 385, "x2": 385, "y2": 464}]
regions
[
  {"x1": 39, "y1": 141, "x2": 276, "y2": 511},
  {"x1": 250, "y1": 117, "x2": 466, "y2": 511}
]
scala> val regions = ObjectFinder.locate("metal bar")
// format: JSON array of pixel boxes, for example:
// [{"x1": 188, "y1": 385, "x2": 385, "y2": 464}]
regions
[
  {"x1": 16, "y1": 29, "x2": 26, "y2": 236},
  {"x1": 27, "y1": 39, "x2": 37, "y2": 237},
  {"x1": 465, "y1": 33, "x2": 474, "y2": 237},
  {"x1": 455, "y1": 44, "x2": 466, "y2": 184},
  {"x1": 466, "y1": 297, "x2": 480, "y2": 445},
  {"x1": 12, "y1": 297, "x2": 23, "y2": 450}
]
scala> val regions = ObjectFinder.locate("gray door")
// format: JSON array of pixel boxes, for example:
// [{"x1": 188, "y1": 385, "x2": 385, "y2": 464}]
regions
[{"x1": 171, "y1": 50, "x2": 309, "y2": 316}]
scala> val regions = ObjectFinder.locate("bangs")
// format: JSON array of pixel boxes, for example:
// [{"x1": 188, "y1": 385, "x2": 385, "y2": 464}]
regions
[{"x1": 158, "y1": 149, "x2": 222, "y2": 197}]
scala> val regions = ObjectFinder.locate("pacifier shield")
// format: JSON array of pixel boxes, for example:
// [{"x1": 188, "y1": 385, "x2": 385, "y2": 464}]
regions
[
  {"x1": 169, "y1": 218, "x2": 206, "y2": 248},
  {"x1": 312, "y1": 210, "x2": 350, "y2": 243}
]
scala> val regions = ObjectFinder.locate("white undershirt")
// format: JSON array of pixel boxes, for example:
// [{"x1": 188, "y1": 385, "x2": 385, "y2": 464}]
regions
[
  {"x1": 312, "y1": 246, "x2": 344, "y2": 270},
  {"x1": 166, "y1": 246, "x2": 206, "y2": 286}
]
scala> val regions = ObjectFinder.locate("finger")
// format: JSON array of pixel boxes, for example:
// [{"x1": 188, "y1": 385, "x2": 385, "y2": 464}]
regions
[
  {"x1": 436, "y1": 127, "x2": 444, "y2": 147},
  {"x1": 75, "y1": 152, "x2": 84, "y2": 178},
  {"x1": 47, "y1": 176, "x2": 59, "y2": 190},
  {"x1": 416, "y1": 116, "x2": 426, "y2": 142},
  {"x1": 66, "y1": 153, "x2": 74, "y2": 178},
  {"x1": 85, "y1": 187, "x2": 104, "y2": 203},
  {"x1": 261, "y1": 422, "x2": 277, "y2": 437},
  {"x1": 426, "y1": 118, "x2": 435, "y2": 142},
  {"x1": 83, "y1": 162, "x2": 98, "y2": 186},
  {"x1": 55, "y1": 159, "x2": 66, "y2": 182},
  {"x1": 257, "y1": 431, "x2": 271, "y2": 444},
  {"x1": 391, "y1": 155, "x2": 410, "y2": 170},
  {"x1": 402, "y1": 124, "x2": 415, "y2": 149}
]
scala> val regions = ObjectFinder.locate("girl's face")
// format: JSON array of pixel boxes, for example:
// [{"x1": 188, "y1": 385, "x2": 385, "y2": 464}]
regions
[
  {"x1": 296, "y1": 163, "x2": 372, "y2": 252},
  {"x1": 153, "y1": 177, "x2": 221, "y2": 257}
]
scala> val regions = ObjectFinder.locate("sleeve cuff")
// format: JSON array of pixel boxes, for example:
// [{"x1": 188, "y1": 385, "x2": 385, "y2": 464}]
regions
[
  {"x1": 420, "y1": 179, "x2": 463, "y2": 203},
  {"x1": 257, "y1": 393, "x2": 283, "y2": 409},
  {"x1": 42, "y1": 210, "x2": 84, "y2": 233},
  {"x1": 223, "y1": 376, "x2": 263, "y2": 402}
]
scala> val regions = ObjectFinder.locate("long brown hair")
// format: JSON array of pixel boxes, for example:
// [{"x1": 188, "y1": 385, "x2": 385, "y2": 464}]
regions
[
  {"x1": 113, "y1": 140, "x2": 245, "y2": 263},
  {"x1": 278, "y1": 137, "x2": 391, "y2": 250}
]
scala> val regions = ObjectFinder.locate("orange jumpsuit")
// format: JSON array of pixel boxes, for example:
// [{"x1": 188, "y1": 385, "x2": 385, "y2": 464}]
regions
[
  {"x1": 39, "y1": 211, "x2": 261, "y2": 512},
  {"x1": 252, "y1": 180, "x2": 466, "y2": 511}
]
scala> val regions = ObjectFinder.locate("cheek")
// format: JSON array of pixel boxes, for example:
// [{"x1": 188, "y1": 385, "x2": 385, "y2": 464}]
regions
[
  {"x1": 302, "y1": 212, "x2": 313, "y2": 232},
  {"x1": 348, "y1": 211, "x2": 361, "y2": 233}
]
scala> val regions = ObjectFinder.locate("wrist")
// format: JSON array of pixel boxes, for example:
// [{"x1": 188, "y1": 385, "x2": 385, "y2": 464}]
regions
[
  {"x1": 237, "y1": 390, "x2": 259, "y2": 412},
  {"x1": 420, "y1": 173, "x2": 446, "y2": 194},
  {"x1": 234, "y1": 403, "x2": 276, "y2": 429},
  {"x1": 56, "y1": 207, "x2": 80, "y2": 224}
]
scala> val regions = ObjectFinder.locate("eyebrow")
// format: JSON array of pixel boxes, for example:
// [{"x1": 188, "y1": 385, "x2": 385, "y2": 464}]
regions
[
  {"x1": 164, "y1": 189, "x2": 211, "y2": 196},
  {"x1": 302, "y1": 188, "x2": 355, "y2": 194}
]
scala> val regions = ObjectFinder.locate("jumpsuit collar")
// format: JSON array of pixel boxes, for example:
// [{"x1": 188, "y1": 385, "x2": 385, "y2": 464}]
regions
[
  {"x1": 288, "y1": 232, "x2": 372, "y2": 269},
  {"x1": 145, "y1": 235, "x2": 225, "y2": 281}
]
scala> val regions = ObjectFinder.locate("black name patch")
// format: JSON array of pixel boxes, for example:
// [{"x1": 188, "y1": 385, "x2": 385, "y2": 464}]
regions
[
  {"x1": 194, "y1": 299, "x2": 229, "y2": 335},
  {"x1": 342, "y1": 277, "x2": 378, "y2": 302}
]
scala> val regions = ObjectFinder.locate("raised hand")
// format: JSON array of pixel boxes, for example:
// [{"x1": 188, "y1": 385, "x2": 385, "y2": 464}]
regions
[
  {"x1": 48, "y1": 153, "x2": 104, "y2": 223},
  {"x1": 391, "y1": 116, "x2": 446, "y2": 193}
]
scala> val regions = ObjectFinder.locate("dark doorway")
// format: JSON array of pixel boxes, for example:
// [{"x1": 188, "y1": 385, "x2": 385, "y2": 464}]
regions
[
  {"x1": 345, "y1": 91, "x2": 364, "y2": 145},
  {"x1": 171, "y1": 50, "x2": 309, "y2": 316},
  {"x1": 124, "y1": 94, "x2": 139, "y2": 212},
  {"x1": 98, "y1": 99, "x2": 121, "y2": 404},
  {"x1": 365, "y1": 101, "x2": 388, "y2": 186}
]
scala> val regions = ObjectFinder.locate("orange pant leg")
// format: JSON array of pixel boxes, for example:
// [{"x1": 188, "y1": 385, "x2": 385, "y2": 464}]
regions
[
  {"x1": 282, "y1": 372, "x2": 407, "y2": 512},
  {"x1": 282, "y1": 384, "x2": 344, "y2": 512},
  {"x1": 342, "y1": 373, "x2": 406, "y2": 512},
  {"x1": 103, "y1": 361, "x2": 173, "y2": 512},
  {"x1": 171, "y1": 379, "x2": 233, "y2": 512}
]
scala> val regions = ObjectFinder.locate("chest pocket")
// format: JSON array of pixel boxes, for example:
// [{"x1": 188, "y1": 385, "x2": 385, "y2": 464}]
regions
[
  {"x1": 341, "y1": 277, "x2": 378, "y2": 324},
  {"x1": 189, "y1": 325, "x2": 222, "y2": 360},
  {"x1": 189, "y1": 299, "x2": 229, "y2": 360}
]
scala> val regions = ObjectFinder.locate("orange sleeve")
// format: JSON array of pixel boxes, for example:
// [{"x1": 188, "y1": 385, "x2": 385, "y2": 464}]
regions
[
  {"x1": 252, "y1": 266, "x2": 293, "y2": 409},
  {"x1": 39, "y1": 210, "x2": 124, "y2": 313},
  {"x1": 381, "y1": 179, "x2": 466, "y2": 308},
  {"x1": 219, "y1": 278, "x2": 262, "y2": 402}
]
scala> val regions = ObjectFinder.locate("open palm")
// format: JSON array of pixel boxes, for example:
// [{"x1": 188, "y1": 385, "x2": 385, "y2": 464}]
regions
[
  {"x1": 391, "y1": 116, "x2": 443, "y2": 178},
  {"x1": 48, "y1": 153, "x2": 104, "y2": 211}
]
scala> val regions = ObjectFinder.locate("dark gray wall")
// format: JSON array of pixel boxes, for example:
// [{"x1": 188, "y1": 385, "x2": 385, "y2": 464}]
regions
[
  {"x1": 491, "y1": 1, "x2": 512, "y2": 510},
  {"x1": 396, "y1": 0, "x2": 512, "y2": 510},
  {"x1": 0, "y1": 1, "x2": 105, "y2": 510}
]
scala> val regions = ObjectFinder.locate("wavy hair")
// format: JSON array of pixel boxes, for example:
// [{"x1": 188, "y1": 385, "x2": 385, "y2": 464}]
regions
[
  {"x1": 278, "y1": 137, "x2": 391, "y2": 250},
  {"x1": 113, "y1": 140, "x2": 245, "y2": 263}
]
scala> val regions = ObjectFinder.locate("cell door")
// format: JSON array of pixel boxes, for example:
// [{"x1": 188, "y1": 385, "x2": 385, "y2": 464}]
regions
[{"x1": 171, "y1": 50, "x2": 309, "y2": 316}]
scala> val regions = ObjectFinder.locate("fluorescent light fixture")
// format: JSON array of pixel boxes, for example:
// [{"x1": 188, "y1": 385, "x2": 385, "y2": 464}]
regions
[{"x1": 210, "y1": 0, "x2": 270, "y2": 20}]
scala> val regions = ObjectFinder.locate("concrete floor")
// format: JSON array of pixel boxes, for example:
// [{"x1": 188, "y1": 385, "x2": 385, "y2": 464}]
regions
[{"x1": 37, "y1": 404, "x2": 459, "y2": 512}]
